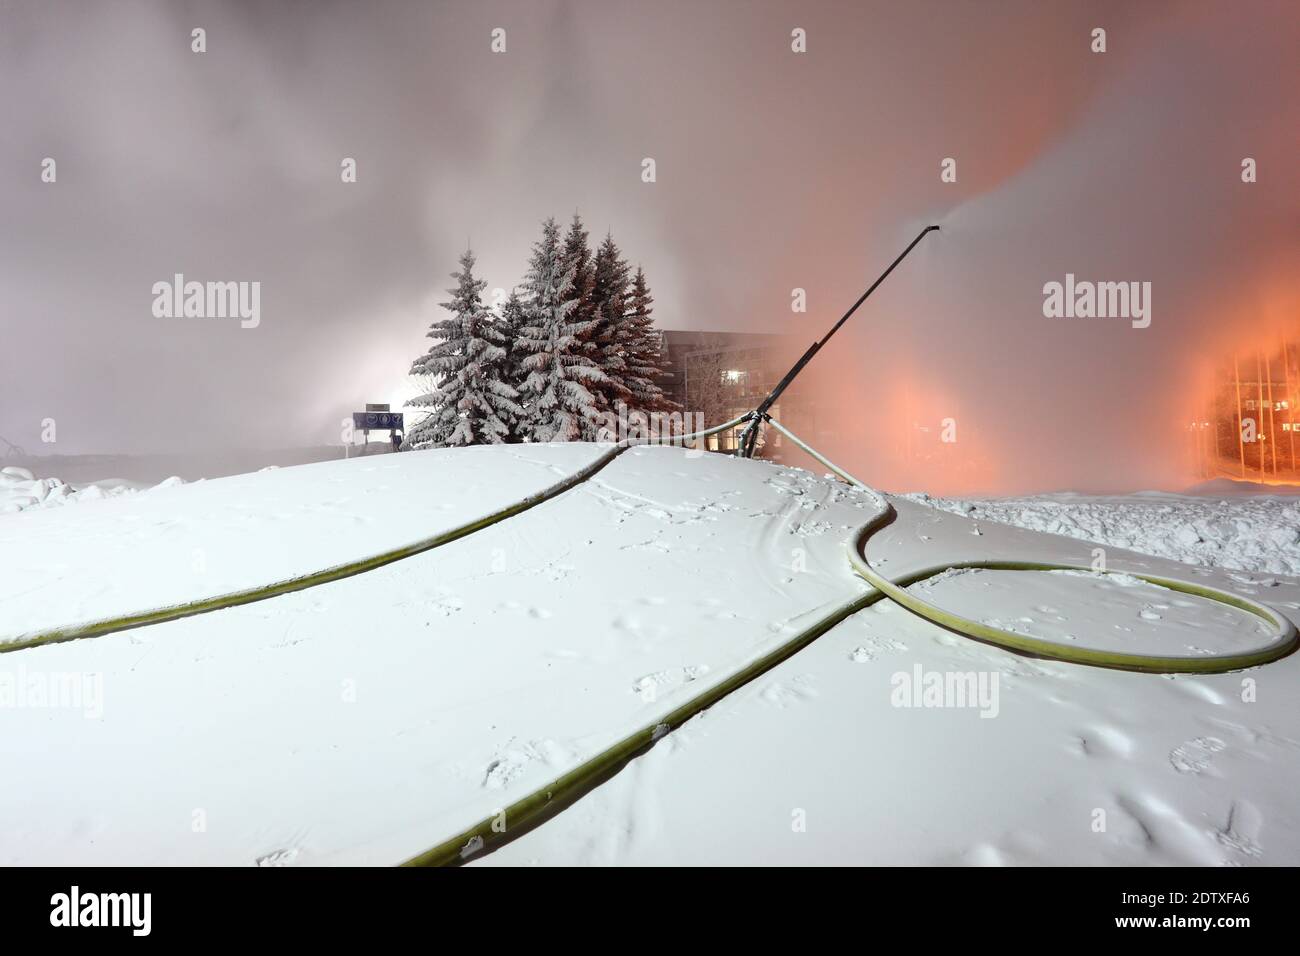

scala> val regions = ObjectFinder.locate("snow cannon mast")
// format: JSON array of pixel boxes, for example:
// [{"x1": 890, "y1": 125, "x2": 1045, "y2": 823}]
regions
[{"x1": 738, "y1": 224, "x2": 940, "y2": 459}]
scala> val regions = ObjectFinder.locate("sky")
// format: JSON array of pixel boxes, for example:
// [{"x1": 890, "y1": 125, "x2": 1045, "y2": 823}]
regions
[{"x1": 1, "y1": 0, "x2": 1296, "y2": 493}]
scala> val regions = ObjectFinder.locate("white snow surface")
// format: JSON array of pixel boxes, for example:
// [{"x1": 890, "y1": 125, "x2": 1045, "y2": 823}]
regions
[
  {"x1": 2, "y1": 445, "x2": 1298, "y2": 866},
  {"x1": 480, "y1": 474, "x2": 1300, "y2": 867},
  {"x1": 0, "y1": 444, "x2": 606, "y2": 642}
]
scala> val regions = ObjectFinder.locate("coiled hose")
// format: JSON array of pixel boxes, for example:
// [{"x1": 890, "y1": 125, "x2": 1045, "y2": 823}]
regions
[{"x1": 763, "y1": 414, "x2": 1297, "y2": 674}]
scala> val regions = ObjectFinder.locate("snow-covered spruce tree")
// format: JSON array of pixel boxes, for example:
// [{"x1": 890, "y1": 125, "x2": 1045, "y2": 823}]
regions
[
  {"x1": 561, "y1": 213, "x2": 596, "y2": 331},
  {"x1": 622, "y1": 265, "x2": 674, "y2": 412},
  {"x1": 499, "y1": 289, "x2": 530, "y2": 442},
  {"x1": 557, "y1": 214, "x2": 605, "y2": 438},
  {"x1": 405, "y1": 250, "x2": 521, "y2": 449},
  {"x1": 514, "y1": 218, "x2": 607, "y2": 442},
  {"x1": 589, "y1": 232, "x2": 632, "y2": 414}
]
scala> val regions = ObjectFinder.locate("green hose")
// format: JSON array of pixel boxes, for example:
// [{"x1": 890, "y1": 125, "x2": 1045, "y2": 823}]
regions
[{"x1": 849, "y1": 513, "x2": 1297, "y2": 673}]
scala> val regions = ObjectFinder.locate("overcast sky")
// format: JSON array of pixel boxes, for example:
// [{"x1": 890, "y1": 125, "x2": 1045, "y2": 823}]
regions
[{"x1": 1, "y1": 0, "x2": 1296, "y2": 492}]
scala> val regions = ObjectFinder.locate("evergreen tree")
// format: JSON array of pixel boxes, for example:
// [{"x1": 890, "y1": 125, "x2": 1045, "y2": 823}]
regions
[
  {"x1": 499, "y1": 289, "x2": 530, "y2": 441},
  {"x1": 514, "y1": 218, "x2": 607, "y2": 442},
  {"x1": 561, "y1": 213, "x2": 596, "y2": 331},
  {"x1": 623, "y1": 266, "x2": 674, "y2": 411},
  {"x1": 406, "y1": 250, "x2": 521, "y2": 448},
  {"x1": 589, "y1": 232, "x2": 633, "y2": 413},
  {"x1": 558, "y1": 214, "x2": 604, "y2": 436}
]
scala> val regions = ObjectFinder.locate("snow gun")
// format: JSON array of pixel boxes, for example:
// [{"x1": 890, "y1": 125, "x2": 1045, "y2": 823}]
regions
[{"x1": 737, "y1": 224, "x2": 940, "y2": 459}]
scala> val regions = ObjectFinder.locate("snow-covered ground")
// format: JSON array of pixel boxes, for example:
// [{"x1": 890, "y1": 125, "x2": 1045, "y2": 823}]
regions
[
  {"x1": 0, "y1": 445, "x2": 606, "y2": 641},
  {"x1": 3, "y1": 447, "x2": 1298, "y2": 866},
  {"x1": 480, "y1": 472, "x2": 1300, "y2": 867}
]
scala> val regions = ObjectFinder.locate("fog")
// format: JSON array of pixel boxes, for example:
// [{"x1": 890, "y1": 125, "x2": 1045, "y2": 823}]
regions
[
  {"x1": 795, "y1": 2, "x2": 1299, "y2": 493},
  {"x1": 1, "y1": 0, "x2": 1295, "y2": 493}
]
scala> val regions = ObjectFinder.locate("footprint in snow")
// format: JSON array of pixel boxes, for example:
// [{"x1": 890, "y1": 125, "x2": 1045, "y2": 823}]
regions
[
  {"x1": 255, "y1": 847, "x2": 300, "y2": 867},
  {"x1": 1215, "y1": 800, "x2": 1264, "y2": 859},
  {"x1": 632, "y1": 665, "x2": 710, "y2": 699},
  {"x1": 1076, "y1": 724, "x2": 1136, "y2": 759},
  {"x1": 1169, "y1": 736, "x2": 1226, "y2": 775},
  {"x1": 758, "y1": 677, "x2": 818, "y2": 708},
  {"x1": 482, "y1": 740, "x2": 571, "y2": 790}
]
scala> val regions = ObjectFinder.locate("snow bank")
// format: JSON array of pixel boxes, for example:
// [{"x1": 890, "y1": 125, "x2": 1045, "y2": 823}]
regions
[
  {"x1": 0, "y1": 466, "x2": 158, "y2": 514},
  {"x1": 901, "y1": 490, "x2": 1300, "y2": 576}
]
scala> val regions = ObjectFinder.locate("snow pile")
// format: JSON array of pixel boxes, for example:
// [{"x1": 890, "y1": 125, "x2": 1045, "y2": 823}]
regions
[
  {"x1": 0, "y1": 466, "x2": 165, "y2": 514},
  {"x1": 901, "y1": 490, "x2": 1300, "y2": 576}
]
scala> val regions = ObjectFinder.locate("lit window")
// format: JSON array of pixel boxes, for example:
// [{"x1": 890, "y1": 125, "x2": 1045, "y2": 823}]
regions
[{"x1": 723, "y1": 369, "x2": 745, "y2": 384}]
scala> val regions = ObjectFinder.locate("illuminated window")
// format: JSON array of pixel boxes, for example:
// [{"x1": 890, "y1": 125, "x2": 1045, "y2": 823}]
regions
[{"x1": 723, "y1": 369, "x2": 745, "y2": 384}]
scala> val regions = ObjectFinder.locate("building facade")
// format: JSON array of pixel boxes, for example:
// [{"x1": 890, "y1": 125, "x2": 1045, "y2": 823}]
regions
[
  {"x1": 657, "y1": 330, "x2": 815, "y2": 455},
  {"x1": 1191, "y1": 341, "x2": 1299, "y2": 484}
]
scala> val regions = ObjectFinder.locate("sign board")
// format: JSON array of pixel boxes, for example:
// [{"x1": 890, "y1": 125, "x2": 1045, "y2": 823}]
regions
[
  {"x1": 365, "y1": 403, "x2": 390, "y2": 412},
  {"x1": 353, "y1": 411, "x2": 404, "y2": 431}
]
